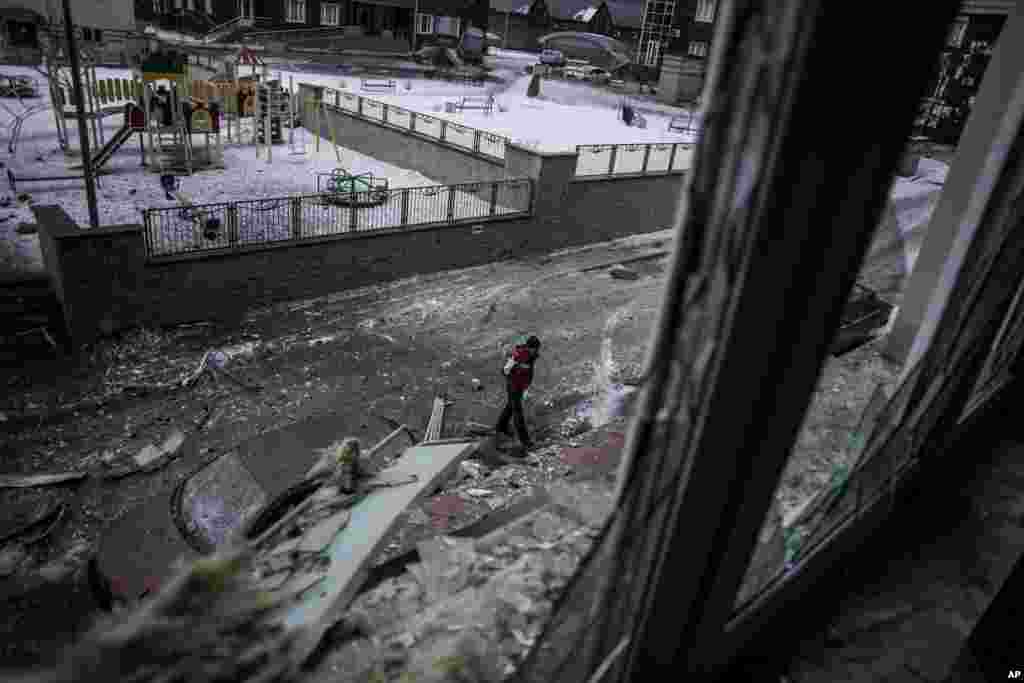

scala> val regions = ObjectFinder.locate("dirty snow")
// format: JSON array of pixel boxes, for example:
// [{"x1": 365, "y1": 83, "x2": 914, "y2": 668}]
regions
[{"x1": 0, "y1": 65, "x2": 448, "y2": 277}]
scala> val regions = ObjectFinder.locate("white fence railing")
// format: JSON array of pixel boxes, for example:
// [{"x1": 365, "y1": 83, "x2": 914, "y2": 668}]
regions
[
  {"x1": 574, "y1": 143, "x2": 693, "y2": 177},
  {"x1": 315, "y1": 87, "x2": 510, "y2": 161}
]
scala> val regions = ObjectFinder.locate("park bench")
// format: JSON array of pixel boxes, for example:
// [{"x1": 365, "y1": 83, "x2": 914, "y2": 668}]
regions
[
  {"x1": 455, "y1": 95, "x2": 494, "y2": 114},
  {"x1": 609, "y1": 79, "x2": 626, "y2": 89},
  {"x1": 361, "y1": 78, "x2": 396, "y2": 93},
  {"x1": 453, "y1": 73, "x2": 485, "y2": 87},
  {"x1": 668, "y1": 113, "x2": 698, "y2": 134}
]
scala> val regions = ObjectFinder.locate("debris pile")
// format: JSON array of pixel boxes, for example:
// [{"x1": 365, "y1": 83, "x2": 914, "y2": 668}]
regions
[{"x1": 318, "y1": 476, "x2": 618, "y2": 682}]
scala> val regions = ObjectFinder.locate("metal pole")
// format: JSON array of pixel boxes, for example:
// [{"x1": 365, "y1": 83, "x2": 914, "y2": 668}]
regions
[
  {"x1": 62, "y1": 0, "x2": 99, "y2": 228},
  {"x1": 412, "y1": 0, "x2": 418, "y2": 52}
]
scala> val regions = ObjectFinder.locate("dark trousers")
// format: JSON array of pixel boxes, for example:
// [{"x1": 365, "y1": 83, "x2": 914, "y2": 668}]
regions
[{"x1": 496, "y1": 388, "x2": 530, "y2": 444}]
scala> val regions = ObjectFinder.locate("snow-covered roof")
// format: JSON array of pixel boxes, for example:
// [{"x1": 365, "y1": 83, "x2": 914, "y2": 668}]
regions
[
  {"x1": 574, "y1": 7, "x2": 599, "y2": 21},
  {"x1": 490, "y1": 0, "x2": 535, "y2": 14}
]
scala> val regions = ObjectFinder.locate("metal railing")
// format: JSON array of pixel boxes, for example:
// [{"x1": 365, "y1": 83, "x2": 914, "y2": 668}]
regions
[
  {"x1": 202, "y1": 16, "x2": 254, "y2": 43},
  {"x1": 574, "y1": 143, "x2": 693, "y2": 177},
  {"x1": 316, "y1": 86, "x2": 510, "y2": 161},
  {"x1": 143, "y1": 178, "x2": 533, "y2": 259}
]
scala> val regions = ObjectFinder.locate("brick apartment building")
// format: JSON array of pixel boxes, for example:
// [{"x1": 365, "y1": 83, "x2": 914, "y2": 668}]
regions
[
  {"x1": 147, "y1": 0, "x2": 488, "y2": 51},
  {"x1": 489, "y1": 0, "x2": 641, "y2": 55},
  {"x1": 0, "y1": 0, "x2": 139, "y2": 64}
]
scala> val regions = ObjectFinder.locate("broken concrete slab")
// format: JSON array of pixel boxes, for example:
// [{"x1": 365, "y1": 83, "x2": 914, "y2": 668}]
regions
[{"x1": 274, "y1": 441, "x2": 477, "y2": 665}]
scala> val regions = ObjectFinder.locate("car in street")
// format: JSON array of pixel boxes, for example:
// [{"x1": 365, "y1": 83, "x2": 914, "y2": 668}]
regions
[{"x1": 539, "y1": 49, "x2": 567, "y2": 67}]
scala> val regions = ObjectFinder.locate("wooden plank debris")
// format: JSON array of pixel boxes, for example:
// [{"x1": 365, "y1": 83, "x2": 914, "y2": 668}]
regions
[
  {"x1": 274, "y1": 439, "x2": 478, "y2": 664},
  {"x1": 0, "y1": 472, "x2": 88, "y2": 488}
]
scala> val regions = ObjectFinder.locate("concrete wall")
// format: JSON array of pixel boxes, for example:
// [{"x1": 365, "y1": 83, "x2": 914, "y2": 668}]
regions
[
  {"x1": 37, "y1": 160, "x2": 685, "y2": 344},
  {"x1": 302, "y1": 86, "x2": 519, "y2": 186}
]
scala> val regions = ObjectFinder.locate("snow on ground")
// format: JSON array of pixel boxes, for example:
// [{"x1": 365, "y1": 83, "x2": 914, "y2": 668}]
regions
[
  {"x1": 487, "y1": 48, "x2": 540, "y2": 61},
  {"x1": 281, "y1": 71, "x2": 696, "y2": 152},
  {"x1": 0, "y1": 65, "x2": 451, "y2": 276}
]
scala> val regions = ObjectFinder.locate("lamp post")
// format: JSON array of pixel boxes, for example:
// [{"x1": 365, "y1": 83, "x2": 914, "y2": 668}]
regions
[{"x1": 61, "y1": 0, "x2": 99, "y2": 228}]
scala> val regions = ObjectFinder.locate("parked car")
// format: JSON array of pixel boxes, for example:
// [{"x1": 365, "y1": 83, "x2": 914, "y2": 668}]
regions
[{"x1": 539, "y1": 49, "x2": 566, "y2": 67}]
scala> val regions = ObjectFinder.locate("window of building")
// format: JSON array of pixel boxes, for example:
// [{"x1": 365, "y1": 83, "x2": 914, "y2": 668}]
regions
[
  {"x1": 435, "y1": 16, "x2": 461, "y2": 36},
  {"x1": 641, "y1": 38, "x2": 660, "y2": 66},
  {"x1": 94, "y1": 28, "x2": 103, "y2": 42},
  {"x1": 695, "y1": 0, "x2": 716, "y2": 23},
  {"x1": 416, "y1": 13, "x2": 435, "y2": 34},
  {"x1": 947, "y1": 17, "x2": 968, "y2": 47},
  {"x1": 688, "y1": 40, "x2": 708, "y2": 57},
  {"x1": 82, "y1": 27, "x2": 93, "y2": 41},
  {"x1": 321, "y1": 2, "x2": 340, "y2": 26},
  {"x1": 286, "y1": 0, "x2": 307, "y2": 23}
]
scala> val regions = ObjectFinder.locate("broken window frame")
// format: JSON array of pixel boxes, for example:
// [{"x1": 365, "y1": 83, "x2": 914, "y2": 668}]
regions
[{"x1": 513, "y1": 1, "x2": 991, "y2": 681}]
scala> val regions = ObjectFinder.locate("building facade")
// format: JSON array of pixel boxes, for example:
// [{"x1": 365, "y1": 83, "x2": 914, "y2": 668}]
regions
[
  {"x1": 490, "y1": 0, "x2": 640, "y2": 55},
  {"x1": 135, "y1": 0, "x2": 233, "y2": 36},
  {"x1": 651, "y1": 0, "x2": 716, "y2": 103},
  {"x1": 194, "y1": 0, "x2": 486, "y2": 51},
  {"x1": 0, "y1": 0, "x2": 138, "y2": 64},
  {"x1": 916, "y1": 1, "x2": 1013, "y2": 144}
]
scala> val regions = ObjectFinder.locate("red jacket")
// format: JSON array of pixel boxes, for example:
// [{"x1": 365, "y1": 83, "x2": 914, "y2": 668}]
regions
[{"x1": 503, "y1": 344, "x2": 536, "y2": 393}]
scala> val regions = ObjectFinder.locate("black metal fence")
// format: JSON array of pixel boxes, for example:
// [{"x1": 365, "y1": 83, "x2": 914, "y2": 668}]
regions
[{"x1": 142, "y1": 178, "x2": 534, "y2": 260}]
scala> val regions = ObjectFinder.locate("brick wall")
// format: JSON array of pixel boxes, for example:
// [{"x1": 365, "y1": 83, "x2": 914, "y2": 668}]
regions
[{"x1": 37, "y1": 149, "x2": 684, "y2": 345}]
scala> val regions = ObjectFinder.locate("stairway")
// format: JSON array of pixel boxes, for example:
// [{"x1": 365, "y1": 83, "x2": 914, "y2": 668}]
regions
[{"x1": 0, "y1": 277, "x2": 65, "y2": 362}]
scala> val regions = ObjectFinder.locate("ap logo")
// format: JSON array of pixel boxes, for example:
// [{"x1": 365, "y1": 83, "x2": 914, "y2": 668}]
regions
[{"x1": 1009, "y1": 671, "x2": 1022, "y2": 679}]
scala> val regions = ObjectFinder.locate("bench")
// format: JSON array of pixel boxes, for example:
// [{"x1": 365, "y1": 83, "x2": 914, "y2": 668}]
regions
[
  {"x1": 361, "y1": 78, "x2": 396, "y2": 93},
  {"x1": 609, "y1": 79, "x2": 626, "y2": 89},
  {"x1": 668, "y1": 113, "x2": 697, "y2": 134},
  {"x1": 455, "y1": 95, "x2": 494, "y2": 114},
  {"x1": 453, "y1": 73, "x2": 486, "y2": 87}
]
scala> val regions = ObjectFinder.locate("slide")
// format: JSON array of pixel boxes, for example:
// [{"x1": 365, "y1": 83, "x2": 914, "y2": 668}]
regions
[
  {"x1": 91, "y1": 122, "x2": 135, "y2": 171},
  {"x1": 444, "y1": 48, "x2": 465, "y2": 68}
]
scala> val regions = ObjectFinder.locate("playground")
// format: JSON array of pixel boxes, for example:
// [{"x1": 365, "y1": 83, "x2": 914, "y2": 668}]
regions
[
  {"x1": 0, "y1": 45, "x2": 698, "y2": 278},
  {"x1": 0, "y1": 60, "x2": 457, "y2": 279}
]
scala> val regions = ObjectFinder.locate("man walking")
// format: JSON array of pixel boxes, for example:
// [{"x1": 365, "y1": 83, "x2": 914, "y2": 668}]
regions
[{"x1": 496, "y1": 335, "x2": 541, "y2": 450}]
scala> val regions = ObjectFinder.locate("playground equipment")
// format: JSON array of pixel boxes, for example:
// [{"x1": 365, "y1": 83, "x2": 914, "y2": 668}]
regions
[
  {"x1": 139, "y1": 50, "x2": 225, "y2": 175},
  {"x1": 1, "y1": 97, "x2": 47, "y2": 154},
  {"x1": 160, "y1": 173, "x2": 223, "y2": 242},
  {"x1": 67, "y1": 102, "x2": 147, "y2": 171},
  {"x1": 41, "y1": 47, "x2": 138, "y2": 154},
  {"x1": 315, "y1": 169, "x2": 390, "y2": 207},
  {"x1": 297, "y1": 96, "x2": 341, "y2": 163},
  {"x1": 255, "y1": 79, "x2": 287, "y2": 147},
  {"x1": 0, "y1": 75, "x2": 37, "y2": 98}
]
